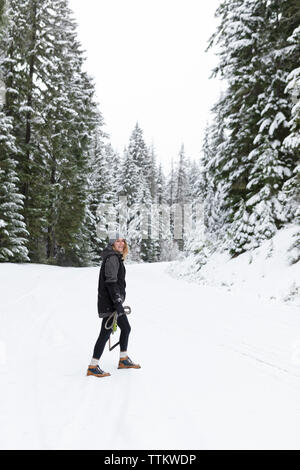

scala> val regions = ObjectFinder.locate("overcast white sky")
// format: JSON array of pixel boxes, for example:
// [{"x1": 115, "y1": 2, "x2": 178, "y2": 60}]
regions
[{"x1": 69, "y1": 0, "x2": 222, "y2": 173}]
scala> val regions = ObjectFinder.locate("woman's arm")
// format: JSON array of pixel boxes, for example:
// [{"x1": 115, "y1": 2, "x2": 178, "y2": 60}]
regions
[{"x1": 104, "y1": 255, "x2": 124, "y2": 314}]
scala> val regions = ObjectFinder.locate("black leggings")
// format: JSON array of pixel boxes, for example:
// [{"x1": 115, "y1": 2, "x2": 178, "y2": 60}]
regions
[{"x1": 92, "y1": 314, "x2": 131, "y2": 360}]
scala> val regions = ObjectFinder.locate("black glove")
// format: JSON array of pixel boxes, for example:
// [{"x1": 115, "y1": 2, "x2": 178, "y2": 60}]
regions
[{"x1": 115, "y1": 301, "x2": 125, "y2": 316}]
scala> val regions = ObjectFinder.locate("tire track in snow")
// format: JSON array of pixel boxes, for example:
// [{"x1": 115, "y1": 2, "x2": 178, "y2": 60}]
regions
[{"x1": 219, "y1": 340, "x2": 300, "y2": 384}]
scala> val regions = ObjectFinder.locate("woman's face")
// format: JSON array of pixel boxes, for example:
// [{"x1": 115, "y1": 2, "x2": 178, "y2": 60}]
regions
[{"x1": 113, "y1": 238, "x2": 125, "y2": 253}]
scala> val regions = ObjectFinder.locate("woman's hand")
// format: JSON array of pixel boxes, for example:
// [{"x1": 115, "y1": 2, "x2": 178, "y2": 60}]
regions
[{"x1": 115, "y1": 301, "x2": 125, "y2": 316}]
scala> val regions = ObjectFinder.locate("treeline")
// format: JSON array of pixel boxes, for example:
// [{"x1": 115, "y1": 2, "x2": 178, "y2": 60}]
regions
[
  {"x1": 98, "y1": 124, "x2": 201, "y2": 263},
  {"x1": 0, "y1": 0, "x2": 200, "y2": 265},
  {"x1": 3, "y1": 0, "x2": 298, "y2": 267},
  {"x1": 193, "y1": 0, "x2": 300, "y2": 263}
]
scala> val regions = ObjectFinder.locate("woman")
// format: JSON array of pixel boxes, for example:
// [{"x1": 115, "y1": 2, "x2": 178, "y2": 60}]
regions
[{"x1": 87, "y1": 235, "x2": 141, "y2": 378}]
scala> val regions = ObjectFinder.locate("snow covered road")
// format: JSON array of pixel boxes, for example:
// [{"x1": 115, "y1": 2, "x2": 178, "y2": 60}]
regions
[{"x1": 1, "y1": 261, "x2": 300, "y2": 449}]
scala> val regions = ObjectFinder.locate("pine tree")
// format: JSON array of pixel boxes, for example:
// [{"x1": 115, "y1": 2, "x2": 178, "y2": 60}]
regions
[
  {"x1": 173, "y1": 144, "x2": 190, "y2": 251},
  {"x1": 283, "y1": 24, "x2": 300, "y2": 264},
  {"x1": 154, "y1": 162, "x2": 173, "y2": 261},
  {"x1": 87, "y1": 123, "x2": 112, "y2": 263},
  {"x1": 43, "y1": 0, "x2": 99, "y2": 266},
  {"x1": 1, "y1": 0, "x2": 49, "y2": 261},
  {"x1": 128, "y1": 122, "x2": 149, "y2": 170},
  {"x1": 174, "y1": 144, "x2": 189, "y2": 204},
  {"x1": 244, "y1": 0, "x2": 300, "y2": 246},
  {"x1": 0, "y1": 0, "x2": 100, "y2": 265},
  {"x1": 149, "y1": 144, "x2": 158, "y2": 200},
  {"x1": 120, "y1": 123, "x2": 157, "y2": 261},
  {"x1": 200, "y1": 117, "x2": 228, "y2": 243},
  {"x1": 207, "y1": 0, "x2": 267, "y2": 254},
  {"x1": 146, "y1": 145, "x2": 160, "y2": 261},
  {"x1": 184, "y1": 117, "x2": 226, "y2": 265},
  {"x1": 119, "y1": 146, "x2": 140, "y2": 259},
  {"x1": 206, "y1": 0, "x2": 299, "y2": 255},
  {"x1": 0, "y1": 1, "x2": 29, "y2": 262},
  {"x1": 135, "y1": 172, "x2": 153, "y2": 262},
  {"x1": 106, "y1": 143, "x2": 122, "y2": 196},
  {"x1": 283, "y1": 23, "x2": 300, "y2": 206},
  {"x1": 187, "y1": 159, "x2": 201, "y2": 201},
  {"x1": 0, "y1": 111, "x2": 29, "y2": 261}
]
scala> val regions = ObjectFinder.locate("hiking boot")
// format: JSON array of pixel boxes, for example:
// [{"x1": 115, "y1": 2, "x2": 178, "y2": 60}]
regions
[
  {"x1": 118, "y1": 356, "x2": 141, "y2": 369},
  {"x1": 86, "y1": 365, "x2": 111, "y2": 377}
]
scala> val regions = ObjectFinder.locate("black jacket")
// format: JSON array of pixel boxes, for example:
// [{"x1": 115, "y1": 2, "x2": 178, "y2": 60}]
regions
[{"x1": 97, "y1": 245, "x2": 126, "y2": 318}]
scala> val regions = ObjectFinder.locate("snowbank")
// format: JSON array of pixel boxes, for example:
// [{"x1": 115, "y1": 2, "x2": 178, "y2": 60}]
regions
[{"x1": 167, "y1": 225, "x2": 300, "y2": 307}]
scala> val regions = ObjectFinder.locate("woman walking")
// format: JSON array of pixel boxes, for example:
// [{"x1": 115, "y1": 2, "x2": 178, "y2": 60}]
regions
[{"x1": 87, "y1": 235, "x2": 141, "y2": 378}]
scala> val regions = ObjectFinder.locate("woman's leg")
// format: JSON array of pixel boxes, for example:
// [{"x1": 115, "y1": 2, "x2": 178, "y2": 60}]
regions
[
  {"x1": 117, "y1": 315, "x2": 140, "y2": 369},
  {"x1": 117, "y1": 314, "x2": 131, "y2": 353},
  {"x1": 92, "y1": 317, "x2": 112, "y2": 360}
]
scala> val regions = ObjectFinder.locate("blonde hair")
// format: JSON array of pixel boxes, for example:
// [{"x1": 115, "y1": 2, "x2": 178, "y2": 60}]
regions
[{"x1": 112, "y1": 239, "x2": 129, "y2": 261}]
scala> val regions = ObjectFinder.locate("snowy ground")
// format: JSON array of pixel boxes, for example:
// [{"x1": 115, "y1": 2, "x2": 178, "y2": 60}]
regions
[
  {"x1": 168, "y1": 225, "x2": 300, "y2": 308},
  {"x1": 1, "y1": 256, "x2": 300, "y2": 450}
]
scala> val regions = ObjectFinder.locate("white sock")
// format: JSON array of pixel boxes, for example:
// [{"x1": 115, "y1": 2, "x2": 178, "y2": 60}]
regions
[
  {"x1": 90, "y1": 358, "x2": 99, "y2": 366},
  {"x1": 120, "y1": 351, "x2": 127, "y2": 359}
]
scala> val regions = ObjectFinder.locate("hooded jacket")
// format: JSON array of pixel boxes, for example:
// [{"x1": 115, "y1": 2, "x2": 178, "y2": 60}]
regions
[{"x1": 97, "y1": 244, "x2": 126, "y2": 318}]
